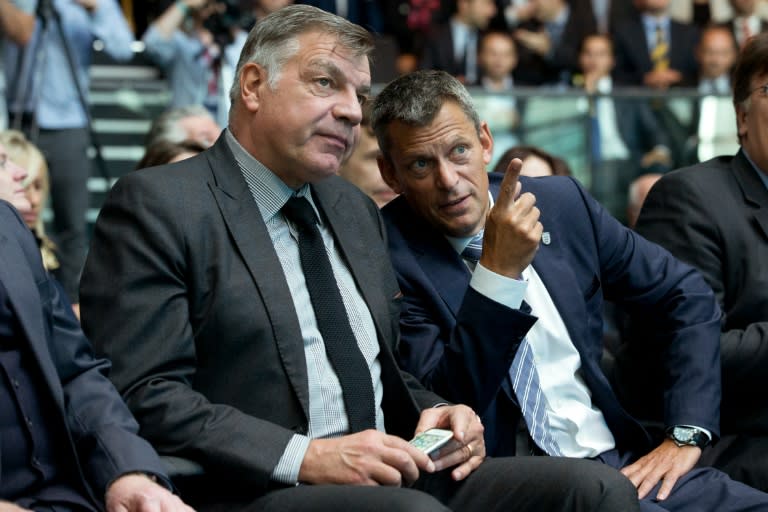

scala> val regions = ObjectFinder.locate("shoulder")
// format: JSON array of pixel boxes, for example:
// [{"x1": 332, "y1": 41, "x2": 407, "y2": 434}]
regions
[{"x1": 651, "y1": 156, "x2": 735, "y2": 199}]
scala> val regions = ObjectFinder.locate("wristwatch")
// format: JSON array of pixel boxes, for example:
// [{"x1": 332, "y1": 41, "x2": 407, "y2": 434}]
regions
[{"x1": 666, "y1": 426, "x2": 710, "y2": 449}]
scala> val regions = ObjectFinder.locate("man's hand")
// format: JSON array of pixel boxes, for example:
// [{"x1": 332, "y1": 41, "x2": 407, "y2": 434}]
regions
[
  {"x1": 643, "y1": 69, "x2": 683, "y2": 89},
  {"x1": 620, "y1": 438, "x2": 702, "y2": 501},
  {"x1": 105, "y1": 473, "x2": 194, "y2": 512},
  {"x1": 414, "y1": 405, "x2": 486, "y2": 481},
  {"x1": 513, "y1": 29, "x2": 552, "y2": 56},
  {"x1": 480, "y1": 158, "x2": 542, "y2": 279},
  {"x1": 299, "y1": 430, "x2": 435, "y2": 486}
]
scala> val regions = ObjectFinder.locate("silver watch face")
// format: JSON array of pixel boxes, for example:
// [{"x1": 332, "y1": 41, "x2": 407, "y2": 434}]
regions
[{"x1": 673, "y1": 427, "x2": 694, "y2": 443}]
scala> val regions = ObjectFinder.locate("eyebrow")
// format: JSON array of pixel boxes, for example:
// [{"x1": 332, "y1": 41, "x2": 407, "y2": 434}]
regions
[{"x1": 308, "y1": 58, "x2": 371, "y2": 96}]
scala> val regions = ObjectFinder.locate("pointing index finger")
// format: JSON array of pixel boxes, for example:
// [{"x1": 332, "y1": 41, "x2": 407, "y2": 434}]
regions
[{"x1": 495, "y1": 158, "x2": 523, "y2": 210}]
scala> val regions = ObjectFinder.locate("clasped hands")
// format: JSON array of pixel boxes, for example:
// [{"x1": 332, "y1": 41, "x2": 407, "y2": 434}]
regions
[{"x1": 298, "y1": 404, "x2": 485, "y2": 486}]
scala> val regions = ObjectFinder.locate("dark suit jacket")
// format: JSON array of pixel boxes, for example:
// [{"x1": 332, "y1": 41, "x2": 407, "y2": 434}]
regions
[
  {"x1": 420, "y1": 23, "x2": 468, "y2": 80},
  {"x1": 0, "y1": 202, "x2": 168, "y2": 505},
  {"x1": 382, "y1": 173, "x2": 722, "y2": 457},
  {"x1": 80, "y1": 134, "x2": 443, "y2": 496},
  {"x1": 635, "y1": 150, "x2": 768, "y2": 434},
  {"x1": 513, "y1": 9, "x2": 596, "y2": 85},
  {"x1": 612, "y1": 17, "x2": 700, "y2": 86}
]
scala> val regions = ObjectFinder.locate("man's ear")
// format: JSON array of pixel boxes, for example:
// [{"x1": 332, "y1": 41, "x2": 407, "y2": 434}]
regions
[
  {"x1": 240, "y1": 63, "x2": 266, "y2": 113},
  {"x1": 479, "y1": 121, "x2": 494, "y2": 166},
  {"x1": 736, "y1": 103, "x2": 749, "y2": 140},
  {"x1": 377, "y1": 154, "x2": 403, "y2": 194}
]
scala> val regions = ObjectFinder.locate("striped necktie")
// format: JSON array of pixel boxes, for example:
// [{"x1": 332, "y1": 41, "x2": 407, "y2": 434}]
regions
[
  {"x1": 651, "y1": 23, "x2": 669, "y2": 71},
  {"x1": 461, "y1": 229, "x2": 562, "y2": 455}
]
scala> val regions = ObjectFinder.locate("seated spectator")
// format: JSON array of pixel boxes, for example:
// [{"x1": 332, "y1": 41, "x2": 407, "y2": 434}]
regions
[
  {"x1": 613, "y1": 0, "x2": 700, "y2": 88},
  {"x1": 0, "y1": 130, "x2": 59, "y2": 276},
  {"x1": 632, "y1": 32, "x2": 768, "y2": 492},
  {"x1": 690, "y1": 24, "x2": 740, "y2": 162},
  {"x1": 80, "y1": 7, "x2": 642, "y2": 511},
  {"x1": 0, "y1": 140, "x2": 31, "y2": 215},
  {"x1": 137, "y1": 139, "x2": 207, "y2": 169},
  {"x1": 146, "y1": 105, "x2": 222, "y2": 148},
  {"x1": 421, "y1": 0, "x2": 497, "y2": 84},
  {"x1": 574, "y1": 33, "x2": 672, "y2": 221},
  {"x1": 492, "y1": 144, "x2": 571, "y2": 177},
  {"x1": 374, "y1": 68, "x2": 768, "y2": 510},
  {"x1": 697, "y1": 25, "x2": 739, "y2": 94},
  {"x1": 337, "y1": 102, "x2": 397, "y2": 208},
  {"x1": 0, "y1": 143, "x2": 193, "y2": 512},
  {"x1": 142, "y1": 0, "x2": 248, "y2": 127},
  {"x1": 474, "y1": 30, "x2": 521, "y2": 167},
  {"x1": 512, "y1": 0, "x2": 596, "y2": 85}
]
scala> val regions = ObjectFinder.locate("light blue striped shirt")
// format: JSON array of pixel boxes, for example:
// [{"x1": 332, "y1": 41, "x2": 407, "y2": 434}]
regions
[{"x1": 224, "y1": 130, "x2": 385, "y2": 485}]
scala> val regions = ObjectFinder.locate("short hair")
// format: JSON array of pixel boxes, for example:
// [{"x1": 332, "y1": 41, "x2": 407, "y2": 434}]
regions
[
  {"x1": 371, "y1": 70, "x2": 481, "y2": 156},
  {"x1": 136, "y1": 139, "x2": 206, "y2": 170},
  {"x1": 732, "y1": 32, "x2": 768, "y2": 107},
  {"x1": 479, "y1": 30, "x2": 515, "y2": 54},
  {"x1": 229, "y1": 4, "x2": 374, "y2": 103},
  {"x1": 146, "y1": 105, "x2": 215, "y2": 146},
  {"x1": 492, "y1": 145, "x2": 572, "y2": 176},
  {"x1": 578, "y1": 33, "x2": 614, "y2": 57}
]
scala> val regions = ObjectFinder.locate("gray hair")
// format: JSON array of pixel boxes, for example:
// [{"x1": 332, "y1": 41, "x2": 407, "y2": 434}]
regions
[
  {"x1": 146, "y1": 105, "x2": 214, "y2": 145},
  {"x1": 371, "y1": 70, "x2": 481, "y2": 156},
  {"x1": 229, "y1": 4, "x2": 374, "y2": 104}
]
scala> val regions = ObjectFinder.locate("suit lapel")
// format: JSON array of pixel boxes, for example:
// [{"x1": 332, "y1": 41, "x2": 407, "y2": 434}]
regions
[
  {"x1": 204, "y1": 138, "x2": 310, "y2": 419},
  {"x1": 493, "y1": 178, "x2": 591, "y2": 353},
  {"x1": 0, "y1": 229, "x2": 64, "y2": 409},
  {"x1": 312, "y1": 181, "x2": 397, "y2": 344},
  {"x1": 732, "y1": 150, "x2": 768, "y2": 241},
  {"x1": 390, "y1": 198, "x2": 471, "y2": 318}
]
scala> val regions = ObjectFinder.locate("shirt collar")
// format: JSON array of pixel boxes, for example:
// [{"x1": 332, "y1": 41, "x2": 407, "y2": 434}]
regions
[
  {"x1": 445, "y1": 190, "x2": 494, "y2": 254},
  {"x1": 742, "y1": 148, "x2": 768, "y2": 191},
  {"x1": 224, "y1": 129, "x2": 318, "y2": 222}
]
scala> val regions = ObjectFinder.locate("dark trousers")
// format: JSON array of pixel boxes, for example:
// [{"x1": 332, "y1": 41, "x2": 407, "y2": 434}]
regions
[
  {"x1": 699, "y1": 434, "x2": 768, "y2": 493},
  {"x1": 30, "y1": 127, "x2": 91, "y2": 301},
  {"x1": 596, "y1": 448, "x2": 768, "y2": 512},
  {"x1": 190, "y1": 456, "x2": 640, "y2": 512}
]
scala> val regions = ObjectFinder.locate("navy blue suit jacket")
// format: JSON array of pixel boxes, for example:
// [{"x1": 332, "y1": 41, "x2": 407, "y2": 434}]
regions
[
  {"x1": 298, "y1": 0, "x2": 383, "y2": 32},
  {"x1": 0, "y1": 201, "x2": 169, "y2": 504},
  {"x1": 382, "y1": 173, "x2": 722, "y2": 457}
]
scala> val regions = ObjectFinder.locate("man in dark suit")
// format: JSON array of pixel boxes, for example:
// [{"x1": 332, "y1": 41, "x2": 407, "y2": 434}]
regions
[
  {"x1": 511, "y1": 0, "x2": 596, "y2": 85},
  {"x1": 634, "y1": 32, "x2": 768, "y2": 493},
  {"x1": 421, "y1": 0, "x2": 497, "y2": 84},
  {"x1": 297, "y1": 0, "x2": 384, "y2": 32},
  {"x1": 372, "y1": 69, "x2": 768, "y2": 511},
  {"x1": 613, "y1": 0, "x2": 699, "y2": 88},
  {"x1": 79, "y1": 5, "x2": 639, "y2": 512},
  {"x1": 0, "y1": 146, "x2": 191, "y2": 511}
]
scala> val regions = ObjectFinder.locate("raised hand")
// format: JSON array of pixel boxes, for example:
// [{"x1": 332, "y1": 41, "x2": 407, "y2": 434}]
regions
[{"x1": 480, "y1": 158, "x2": 542, "y2": 279}]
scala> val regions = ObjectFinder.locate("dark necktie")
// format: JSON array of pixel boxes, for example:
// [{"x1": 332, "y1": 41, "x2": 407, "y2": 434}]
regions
[{"x1": 282, "y1": 195, "x2": 376, "y2": 433}]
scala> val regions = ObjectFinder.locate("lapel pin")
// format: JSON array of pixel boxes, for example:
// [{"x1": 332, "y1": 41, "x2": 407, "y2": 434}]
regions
[{"x1": 541, "y1": 232, "x2": 551, "y2": 245}]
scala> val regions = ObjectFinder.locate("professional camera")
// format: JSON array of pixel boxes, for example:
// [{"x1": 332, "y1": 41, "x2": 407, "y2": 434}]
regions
[{"x1": 203, "y1": 0, "x2": 253, "y2": 46}]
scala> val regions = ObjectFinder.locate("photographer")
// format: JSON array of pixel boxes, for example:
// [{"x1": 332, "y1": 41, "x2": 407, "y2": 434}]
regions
[
  {"x1": 142, "y1": 0, "x2": 248, "y2": 127},
  {"x1": 4, "y1": 0, "x2": 134, "y2": 307}
]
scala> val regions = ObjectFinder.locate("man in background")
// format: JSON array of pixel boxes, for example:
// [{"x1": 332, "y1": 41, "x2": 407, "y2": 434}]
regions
[{"x1": 634, "y1": 32, "x2": 768, "y2": 493}]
